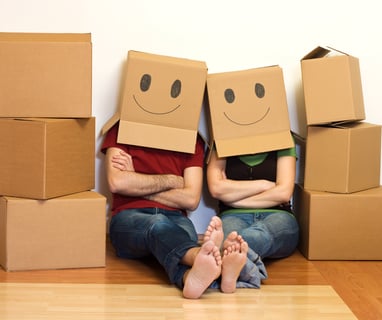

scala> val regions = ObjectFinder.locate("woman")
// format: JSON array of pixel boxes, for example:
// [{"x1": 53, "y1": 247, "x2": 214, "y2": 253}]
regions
[{"x1": 207, "y1": 144, "x2": 299, "y2": 262}]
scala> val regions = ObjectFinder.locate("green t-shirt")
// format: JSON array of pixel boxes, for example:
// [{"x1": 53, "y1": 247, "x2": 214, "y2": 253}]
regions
[{"x1": 239, "y1": 146, "x2": 297, "y2": 166}]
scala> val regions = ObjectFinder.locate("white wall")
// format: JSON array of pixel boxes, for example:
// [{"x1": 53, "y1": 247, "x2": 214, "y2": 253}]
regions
[{"x1": 1, "y1": 0, "x2": 381, "y2": 233}]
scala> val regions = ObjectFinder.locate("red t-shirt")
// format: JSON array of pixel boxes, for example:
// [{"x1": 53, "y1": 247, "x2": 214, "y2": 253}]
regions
[{"x1": 101, "y1": 122, "x2": 205, "y2": 216}]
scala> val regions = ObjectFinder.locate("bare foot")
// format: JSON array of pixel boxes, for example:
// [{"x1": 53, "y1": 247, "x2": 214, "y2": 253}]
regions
[
  {"x1": 203, "y1": 216, "x2": 224, "y2": 249},
  {"x1": 183, "y1": 240, "x2": 222, "y2": 299},
  {"x1": 221, "y1": 232, "x2": 248, "y2": 294}
]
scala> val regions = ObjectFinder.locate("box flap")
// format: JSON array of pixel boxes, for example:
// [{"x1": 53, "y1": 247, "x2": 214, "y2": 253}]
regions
[
  {"x1": 101, "y1": 112, "x2": 208, "y2": 152},
  {"x1": 314, "y1": 121, "x2": 380, "y2": 130},
  {"x1": 302, "y1": 46, "x2": 331, "y2": 60},
  {"x1": 101, "y1": 112, "x2": 120, "y2": 136},
  {"x1": 215, "y1": 130, "x2": 294, "y2": 158},
  {"x1": 0, "y1": 32, "x2": 91, "y2": 42},
  {"x1": 302, "y1": 46, "x2": 351, "y2": 60},
  {"x1": 117, "y1": 120, "x2": 197, "y2": 154}
]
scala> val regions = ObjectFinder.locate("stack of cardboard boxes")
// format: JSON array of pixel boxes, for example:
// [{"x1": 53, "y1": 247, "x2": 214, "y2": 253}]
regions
[
  {"x1": 0, "y1": 33, "x2": 106, "y2": 271},
  {"x1": 293, "y1": 46, "x2": 382, "y2": 260}
]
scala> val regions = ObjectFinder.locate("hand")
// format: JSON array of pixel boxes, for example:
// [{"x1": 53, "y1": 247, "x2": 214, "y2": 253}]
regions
[{"x1": 111, "y1": 150, "x2": 135, "y2": 172}]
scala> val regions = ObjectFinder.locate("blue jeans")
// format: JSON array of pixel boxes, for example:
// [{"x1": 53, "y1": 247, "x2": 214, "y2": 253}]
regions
[
  {"x1": 221, "y1": 211, "x2": 299, "y2": 259},
  {"x1": 210, "y1": 211, "x2": 298, "y2": 289},
  {"x1": 109, "y1": 208, "x2": 199, "y2": 289}
]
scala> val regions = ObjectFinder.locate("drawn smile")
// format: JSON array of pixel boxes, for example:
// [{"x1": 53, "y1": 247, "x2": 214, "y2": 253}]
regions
[
  {"x1": 223, "y1": 107, "x2": 270, "y2": 126},
  {"x1": 133, "y1": 95, "x2": 181, "y2": 115}
]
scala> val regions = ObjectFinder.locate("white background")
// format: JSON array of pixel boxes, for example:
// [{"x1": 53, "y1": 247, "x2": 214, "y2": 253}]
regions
[{"x1": 1, "y1": 0, "x2": 381, "y2": 232}]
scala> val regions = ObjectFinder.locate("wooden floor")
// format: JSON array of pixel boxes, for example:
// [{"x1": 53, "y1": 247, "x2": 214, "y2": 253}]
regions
[
  {"x1": 0, "y1": 283, "x2": 356, "y2": 320},
  {"x1": 0, "y1": 239, "x2": 381, "y2": 320}
]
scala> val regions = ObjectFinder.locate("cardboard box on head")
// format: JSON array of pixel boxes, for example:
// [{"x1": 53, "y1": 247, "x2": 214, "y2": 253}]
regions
[
  {"x1": 102, "y1": 51, "x2": 208, "y2": 154},
  {"x1": 207, "y1": 65, "x2": 294, "y2": 158}
]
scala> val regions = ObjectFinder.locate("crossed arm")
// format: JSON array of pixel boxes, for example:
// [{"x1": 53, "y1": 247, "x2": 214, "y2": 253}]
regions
[
  {"x1": 206, "y1": 150, "x2": 296, "y2": 209},
  {"x1": 105, "y1": 147, "x2": 203, "y2": 211}
]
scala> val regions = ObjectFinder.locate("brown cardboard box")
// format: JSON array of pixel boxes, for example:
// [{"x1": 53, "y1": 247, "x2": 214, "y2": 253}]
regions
[
  {"x1": 102, "y1": 50, "x2": 207, "y2": 153},
  {"x1": 301, "y1": 46, "x2": 365, "y2": 125},
  {"x1": 292, "y1": 132, "x2": 306, "y2": 186},
  {"x1": 0, "y1": 32, "x2": 92, "y2": 118},
  {"x1": 304, "y1": 122, "x2": 381, "y2": 193},
  {"x1": 207, "y1": 65, "x2": 294, "y2": 157},
  {"x1": 0, "y1": 117, "x2": 95, "y2": 199},
  {"x1": 293, "y1": 184, "x2": 382, "y2": 260},
  {"x1": 0, "y1": 191, "x2": 106, "y2": 271}
]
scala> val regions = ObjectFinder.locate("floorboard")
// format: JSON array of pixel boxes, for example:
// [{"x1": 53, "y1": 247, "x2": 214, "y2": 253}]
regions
[
  {"x1": 0, "y1": 283, "x2": 357, "y2": 320},
  {"x1": 2, "y1": 238, "x2": 382, "y2": 319}
]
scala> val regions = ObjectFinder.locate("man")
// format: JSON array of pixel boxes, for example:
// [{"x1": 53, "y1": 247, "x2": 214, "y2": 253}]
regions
[
  {"x1": 102, "y1": 123, "x2": 249, "y2": 298},
  {"x1": 101, "y1": 51, "x2": 248, "y2": 298}
]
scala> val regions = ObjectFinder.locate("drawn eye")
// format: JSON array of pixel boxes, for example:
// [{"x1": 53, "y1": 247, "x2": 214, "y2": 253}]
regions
[
  {"x1": 140, "y1": 74, "x2": 151, "y2": 92},
  {"x1": 255, "y1": 83, "x2": 265, "y2": 98},
  {"x1": 224, "y1": 88, "x2": 235, "y2": 103},
  {"x1": 171, "y1": 79, "x2": 181, "y2": 98}
]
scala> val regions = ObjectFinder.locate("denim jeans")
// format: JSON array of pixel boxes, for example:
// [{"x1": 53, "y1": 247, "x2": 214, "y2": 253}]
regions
[
  {"x1": 109, "y1": 208, "x2": 199, "y2": 289},
  {"x1": 210, "y1": 211, "x2": 298, "y2": 289},
  {"x1": 221, "y1": 211, "x2": 299, "y2": 259}
]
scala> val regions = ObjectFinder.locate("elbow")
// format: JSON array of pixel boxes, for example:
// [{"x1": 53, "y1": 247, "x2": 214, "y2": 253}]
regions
[
  {"x1": 278, "y1": 188, "x2": 293, "y2": 204},
  {"x1": 188, "y1": 199, "x2": 200, "y2": 212},
  {"x1": 187, "y1": 203, "x2": 199, "y2": 212},
  {"x1": 107, "y1": 176, "x2": 121, "y2": 194},
  {"x1": 208, "y1": 186, "x2": 218, "y2": 199},
  {"x1": 207, "y1": 182, "x2": 222, "y2": 200},
  {"x1": 185, "y1": 195, "x2": 201, "y2": 212},
  {"x1": 280, "y1": 194, "x2": 292, "y2": 204},
  {"x1": 209, "y1": 187, "x2": 226, "y2": 202}
]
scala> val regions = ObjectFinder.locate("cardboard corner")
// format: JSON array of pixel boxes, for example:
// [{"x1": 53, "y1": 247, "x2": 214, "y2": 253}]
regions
[{"x1": 101, "y1": 113, "x2": 120, "y2": 136}]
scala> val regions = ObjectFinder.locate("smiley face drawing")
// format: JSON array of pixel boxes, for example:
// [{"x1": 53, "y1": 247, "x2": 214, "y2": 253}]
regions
[
  {"x1": 222, "y1": 81, "x2": 270, "y2": 126},
  {"x1": 133, "y1": 73, "x2": 183, "y2": 116},
  {"x1": 207, "y1": 65, "x2": 293, "y2": 156},
  {"x1": 121, "y1": 51, "x2": 207, "y2": 130}
]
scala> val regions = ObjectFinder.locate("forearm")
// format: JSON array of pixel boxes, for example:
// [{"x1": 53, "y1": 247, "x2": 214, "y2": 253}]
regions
[
  {"x1": 209, "y1": 178, "x2": 275, "y2": 204},
  {"x1": 146, "y1": 166, "x2": 203, "y2": 211},
  {"x1": 226, "y1": 183, "x2": 293, "y2": 209},
  {"x1": 109, "y1": 171, "x2": 183, "y2": 197},
  {"x1": 145, "y1": 188, "x2": 199, "y2": 211}
]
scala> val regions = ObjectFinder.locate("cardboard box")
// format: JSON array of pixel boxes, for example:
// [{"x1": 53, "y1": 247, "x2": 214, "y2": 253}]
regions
[
  {"x1": 102, "y1": 50, "x2": 207, "y2": 153},
  {"x1": 0, "y1": 32, "x2": 92, "y2": 118},
  {"x1": 207, "y1": 65, "x2": 294, "y2": 157},
  {"x1": 304, "y1": 122, "x2": 381, "y2": 193},
  {"x1": 0, "y1": 191, "x2": 106, "y2": 271},
  {"x1": 293, "y1": 184, "x2": 382, "y2": 260},
  {"x1": 301, "y1": 46, "x2": 365, "y2": 125},
  {"x1": 0, "y1": 117, "x2": 95, "y2": 199},
  {"x1": 292, "y1": 132, "x2": 306, "y2": 186}
]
